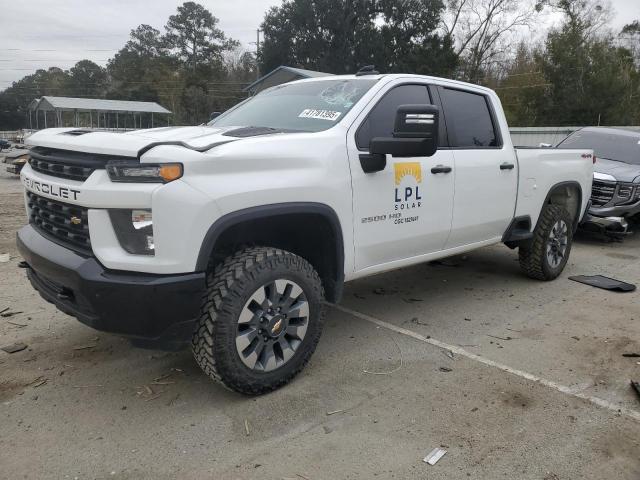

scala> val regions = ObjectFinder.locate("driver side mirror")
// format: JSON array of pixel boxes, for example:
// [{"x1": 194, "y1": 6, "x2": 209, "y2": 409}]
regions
[{"x1": 360, "y1": 104, "x2": 439, "y2": 173}]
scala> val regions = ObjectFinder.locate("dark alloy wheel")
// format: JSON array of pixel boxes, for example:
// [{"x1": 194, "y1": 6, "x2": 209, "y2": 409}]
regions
[
  {"x1": 519, "y1": 204, "x2": 574, "y2": 281},
  {"x1": 236, "y1": 279, "x2": 310, "y2": 372},
  {"x1": 546, "y1": 219, "x2": 569, "y2": 269}
]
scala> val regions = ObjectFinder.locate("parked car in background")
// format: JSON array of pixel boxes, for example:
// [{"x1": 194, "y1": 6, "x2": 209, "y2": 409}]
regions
[
  {"x1": 557, "y1": 127, "x2": 640, "y2": 234},
  {"x1": 0, "y1": 139, "x2": 11, "y2": 151},
  {"x1": 3, "y1": 148, "x2": 30, "y2": 175}
]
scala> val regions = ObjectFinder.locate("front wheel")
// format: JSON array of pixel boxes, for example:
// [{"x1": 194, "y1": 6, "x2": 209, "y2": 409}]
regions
[
  {"x1": 192, "y1": 246, "x2": 325, "y2": 395},
  {"x1": 519, "y1": 205, "x2": 573, "y2": 280}
]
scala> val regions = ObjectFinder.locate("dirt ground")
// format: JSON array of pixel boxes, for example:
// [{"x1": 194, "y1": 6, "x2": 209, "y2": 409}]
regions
[{"x1": 0, "y1": 168, "x2": 639, "y2": 479}]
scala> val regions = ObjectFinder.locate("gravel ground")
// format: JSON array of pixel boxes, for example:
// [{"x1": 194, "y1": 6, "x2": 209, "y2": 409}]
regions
[{"x1": 0, "y1": 167, "x2": 639, "y2": 479}]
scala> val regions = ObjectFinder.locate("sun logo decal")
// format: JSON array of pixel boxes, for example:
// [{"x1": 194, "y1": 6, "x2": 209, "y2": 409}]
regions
[
  {"x1": 394, "y1": 162, "x2": 422, "y2": 185},
  {"x1": 394, "y1": 162, "x2": 423, "y2": 210}
]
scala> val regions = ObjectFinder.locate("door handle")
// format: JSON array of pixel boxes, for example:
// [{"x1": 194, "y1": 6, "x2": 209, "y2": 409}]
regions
[
  {"x1": 500, "y1": 162, "x2": 515, "y2": 170},
  {"x1": 431, "y1": 165, "x2": 452, "y2": 174}
]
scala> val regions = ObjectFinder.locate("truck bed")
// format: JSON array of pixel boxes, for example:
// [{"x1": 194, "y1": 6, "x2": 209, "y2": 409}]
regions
[{"x1": 513, "y1": 147, "x2": 593, "y2": 227}]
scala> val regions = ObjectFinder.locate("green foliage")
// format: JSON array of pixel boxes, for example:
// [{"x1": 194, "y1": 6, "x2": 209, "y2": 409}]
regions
[
  {"x1": 107, "y1": 4, "x2": 243, "y2": 124},
  {"x1": 1, "y1": 0, "x2": 639, "y2": 129},
  {"x1": 495, "y1": 43, "x2": 547, "y2": 127},
  {"x1": 496, "y1": 1, "x2": 640, "y2": 126},
  {"x1": 0, "y1": 63, "x2": 107, "y2": 129},
  {"x1": 107, "y1": 25, "x2": 180, "y2": 104},
  {"x1": 164, "y1": 1, "x2": 239, "y2": 74},
  {"x1": 0, "y1": 2, "x2": 249, "y2": 128},
  {"x1": 67, "y1": 60, "x2": 108, "y2": 97},
  {"x1": 259, "y1": 0, "x2": 457, "y2": 76},
  {"x1": 539, "y1": 31, "x2": 637, "y2": 125}
]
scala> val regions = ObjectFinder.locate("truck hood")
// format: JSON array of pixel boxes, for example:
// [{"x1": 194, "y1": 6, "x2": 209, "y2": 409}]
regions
[
  {"x1": 594, "y1": 158, "x2": 640, "y2": 183},
  {"x1": 24, "y1": 126, "x2": 263, "y2": 157}
]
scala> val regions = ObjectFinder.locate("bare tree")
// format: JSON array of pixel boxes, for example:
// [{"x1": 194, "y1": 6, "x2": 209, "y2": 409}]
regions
[
  {"x1": 443, "y1": 0, "x2": 540, "y2": 82},
  {"x1": 543, "y1": 0, "x2": 613, "y2": 40},
  {"x1": 224, "y1": 47, "x2": 257, "y2": 83}
]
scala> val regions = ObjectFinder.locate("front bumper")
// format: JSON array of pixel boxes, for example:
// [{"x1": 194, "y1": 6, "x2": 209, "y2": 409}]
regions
[
  {"x1": 589, "y1": 201, "x2": 640, "y2": 218},
  {"x1": 17, "y1": 225, "x2": 206, "y2": 342},
  {"x1": 589, "y1": 179, "x2": 640, "y2": 218},
  {"x1": 580, "y1": 213, "x2": 629, "y2": 237}
]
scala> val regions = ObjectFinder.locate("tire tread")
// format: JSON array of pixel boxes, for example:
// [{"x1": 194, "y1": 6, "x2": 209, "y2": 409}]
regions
[
  {"x1": 519, "y1": 204, "x2": 572, "y2": 281},
  {"x1": 192, "y1": 246, "x2": 325, "y2": 395}
]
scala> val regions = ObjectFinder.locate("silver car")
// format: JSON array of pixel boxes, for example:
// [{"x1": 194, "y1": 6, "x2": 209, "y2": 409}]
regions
[{"x1": 557, "y1": 127, "x2": 640, "y2": 232}]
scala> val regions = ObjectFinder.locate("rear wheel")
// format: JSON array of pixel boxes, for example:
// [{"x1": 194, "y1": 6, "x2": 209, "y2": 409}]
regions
[
  {"x1": 192, "y1": 246, "x2": 325, "y2": 395},
  {"x1": 519, "y1": 204, "x2": 573, "y2": 280}
]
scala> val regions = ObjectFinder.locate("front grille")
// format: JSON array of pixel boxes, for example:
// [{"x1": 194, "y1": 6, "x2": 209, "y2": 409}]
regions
[
  {"x1": 591, "y1": 180, "x2": 615, "y2": 206},
  {"x1": 28, "y1": 147, "x2": 134, "y2": 182},
  {"x1": 27, "y1": 191, "x2": 91, "y2": 254}
]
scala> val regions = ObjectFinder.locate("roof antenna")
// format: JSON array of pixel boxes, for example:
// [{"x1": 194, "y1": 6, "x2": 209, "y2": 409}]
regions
[{"x1": 355, "y1": 65, "x2": 379, "y2": 76}]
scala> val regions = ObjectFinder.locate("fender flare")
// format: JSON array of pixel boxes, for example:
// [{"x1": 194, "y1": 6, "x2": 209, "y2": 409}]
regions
[
  {"x1": 195, "y1": 202, "x2": 345, "y2": 301},
  {"x1": 538, "y1": 181, "x2": 584, "y2": 233},
  {"x1": 504, "y1": 181, "x2": 584, "y2": 248}
]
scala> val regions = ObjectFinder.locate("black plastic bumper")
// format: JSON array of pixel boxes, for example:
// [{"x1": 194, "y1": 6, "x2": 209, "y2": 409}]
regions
[{"x1": 17, "y1": 225, "x2": 206, "y2": 343}]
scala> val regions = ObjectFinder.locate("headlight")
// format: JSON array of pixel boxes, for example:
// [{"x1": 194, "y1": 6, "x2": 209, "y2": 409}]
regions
[
  {"x1": 109, "y1": 209, "x2": 154, "y2": 255},
  {"x1": 106, "y1": 161, "x2": 182, "y2": 183}
]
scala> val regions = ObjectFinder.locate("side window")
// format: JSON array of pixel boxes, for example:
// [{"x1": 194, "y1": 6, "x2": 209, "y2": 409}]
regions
[
  {"x1": 356, "y1": 84, "x2": 430, "y2": 150},
  {"x1": 440, "y1": 88, "x2": 498, "y2": 148}
]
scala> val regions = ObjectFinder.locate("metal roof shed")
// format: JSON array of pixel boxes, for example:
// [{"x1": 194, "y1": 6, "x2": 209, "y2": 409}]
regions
[
  {"x1": 28, "y1": 96, "x2": 171, "y2": 130},
  {"x1": 244, "y1": 66, "x2": 332, "y2": 95}
]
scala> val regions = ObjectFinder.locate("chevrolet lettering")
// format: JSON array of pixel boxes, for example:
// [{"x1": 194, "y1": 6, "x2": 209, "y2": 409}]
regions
[{"x1": 22, "y1": 177, "x2": 81, "y2": 201}]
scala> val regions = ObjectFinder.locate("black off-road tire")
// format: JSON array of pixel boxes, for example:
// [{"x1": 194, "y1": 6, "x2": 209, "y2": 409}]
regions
[
  {"x1": 519, "y1": 204, "x2": 573, "y2": 281},
  {"x1": 518, "y1": 205, "x2": 573, "y2": 281},
  {"x1": 192, "y1": 246, "x2": 325, "y2": 395}
]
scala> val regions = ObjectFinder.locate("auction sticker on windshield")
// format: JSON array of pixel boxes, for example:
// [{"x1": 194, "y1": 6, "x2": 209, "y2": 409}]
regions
[{"x1": 299, "y1": 109, "x2": 341, "y2": 121}]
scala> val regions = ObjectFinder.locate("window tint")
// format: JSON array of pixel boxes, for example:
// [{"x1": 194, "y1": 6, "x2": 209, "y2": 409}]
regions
[
  {"x1": 440, "y1": 88, "x2": 498, "y2": 148},
  {"x1": 356, "y1": 84, "x2": 430, "y2": 149}
]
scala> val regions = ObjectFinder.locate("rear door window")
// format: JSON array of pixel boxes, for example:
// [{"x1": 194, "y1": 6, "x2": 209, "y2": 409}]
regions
[{"x1": 439, "y1": 88, "x2": 498, "y2": 148}]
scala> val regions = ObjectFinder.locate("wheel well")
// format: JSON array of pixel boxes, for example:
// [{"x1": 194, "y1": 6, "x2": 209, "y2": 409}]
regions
[
  {"x1": 544, "y1": 182, "x2": 582, "y2": 229},
  {"x1": 198, "y1": 208, "x2": 344, "y2": 303}
]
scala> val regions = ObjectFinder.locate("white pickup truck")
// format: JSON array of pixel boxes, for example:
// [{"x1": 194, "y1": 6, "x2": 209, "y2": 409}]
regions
[{"x1": 17, "y1": 73, "x2": 593, "y2": 394}]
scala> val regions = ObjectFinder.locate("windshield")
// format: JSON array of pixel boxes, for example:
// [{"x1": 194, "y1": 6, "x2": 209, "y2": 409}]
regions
[
  {"x1": 209, "y1": 79, "x2": 378, "y2": 133},
  {"x1": 557, "y1": 130, "x2": 640, "y2": 165}
]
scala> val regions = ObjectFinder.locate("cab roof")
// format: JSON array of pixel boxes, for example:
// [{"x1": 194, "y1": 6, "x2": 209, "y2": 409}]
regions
[{"x1": 291, "y1": 73, "x2": 494, "y2": 95}]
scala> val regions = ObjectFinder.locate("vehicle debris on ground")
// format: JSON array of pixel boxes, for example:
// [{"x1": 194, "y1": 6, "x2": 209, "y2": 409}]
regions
[
  {"x1": 423, "y1": 447, "x2": 447, "y2": 465},
  {"x1": 568, "y1": 275, "x2": 636, "y2": 292}
]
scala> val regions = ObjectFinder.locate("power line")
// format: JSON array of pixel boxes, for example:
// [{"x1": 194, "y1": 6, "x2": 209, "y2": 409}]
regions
[
  {"x1": 0, "y1": 79, "x2": 251, "y2": 92},
  {"x1": 0, "y1": 59, "x2": 112, "y2": 62},
  {"x1": 493, "y1": 83, "x2": 551, "y2": 90},
  {"x1": 0, "y1": 48, "x2": 117, "y2": 52}
]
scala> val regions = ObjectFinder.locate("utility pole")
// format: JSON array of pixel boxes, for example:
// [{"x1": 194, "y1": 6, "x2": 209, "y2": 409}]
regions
[{"x1": 256, "y1": 28, "x2": 262, "y2": 80}]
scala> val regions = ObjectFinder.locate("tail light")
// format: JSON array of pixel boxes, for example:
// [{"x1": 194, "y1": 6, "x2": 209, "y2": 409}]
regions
[{"x1": 593, "y1": 155, "x2": 597, "y2": 164}]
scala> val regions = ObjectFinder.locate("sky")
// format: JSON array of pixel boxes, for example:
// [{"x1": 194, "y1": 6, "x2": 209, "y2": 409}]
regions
[{"x1": 1, "y1": 0, "x2": 639, "y2": 89}]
